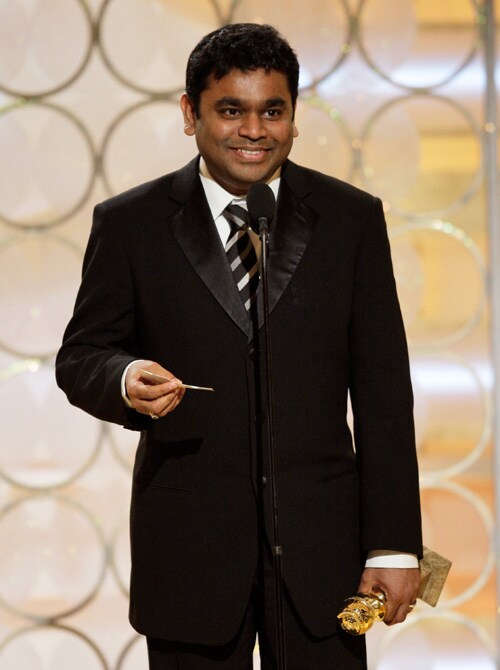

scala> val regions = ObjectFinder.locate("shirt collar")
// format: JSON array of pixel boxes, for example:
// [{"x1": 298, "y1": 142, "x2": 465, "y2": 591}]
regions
[{"x1": 198, "y1": 158, "x2": 281, "y2": 221}]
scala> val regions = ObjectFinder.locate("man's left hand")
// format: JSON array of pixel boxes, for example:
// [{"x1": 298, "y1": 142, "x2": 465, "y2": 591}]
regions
[{"x1": 357, "y1": 567, "x2": 420, "y2": 625}]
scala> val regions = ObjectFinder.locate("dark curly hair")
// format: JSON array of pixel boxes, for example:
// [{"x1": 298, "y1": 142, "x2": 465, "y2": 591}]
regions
[{"x1": 185, "y1": 23, "x2": 299, "y2": 116}]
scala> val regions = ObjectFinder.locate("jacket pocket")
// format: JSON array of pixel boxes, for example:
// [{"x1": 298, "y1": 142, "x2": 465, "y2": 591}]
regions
[{"x1": 319, "y1": 465, "x2": 358, "y2": 482}]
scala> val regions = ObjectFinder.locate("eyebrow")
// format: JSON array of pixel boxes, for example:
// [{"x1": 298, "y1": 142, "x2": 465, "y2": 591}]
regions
[{"x1": 215, "y1": 96, "x2": 288, "y2": 108}]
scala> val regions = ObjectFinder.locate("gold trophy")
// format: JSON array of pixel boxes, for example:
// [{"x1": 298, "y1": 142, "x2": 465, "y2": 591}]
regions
[
  {"x1": 337, "y1": 547, "x2": 452, "y2": 636},
  {"x1": 337, "y1": 589, "x2": 387, "y2": 635}
]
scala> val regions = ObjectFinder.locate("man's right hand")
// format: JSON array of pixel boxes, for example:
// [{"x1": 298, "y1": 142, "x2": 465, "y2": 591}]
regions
[{"x1": 125, "y1": 360, "x2": 185, "y2": 419}]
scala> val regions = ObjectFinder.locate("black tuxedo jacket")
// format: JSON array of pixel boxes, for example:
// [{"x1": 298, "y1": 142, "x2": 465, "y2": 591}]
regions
[{"x1": 56, "y1": 157, "x2": 422, "y2": 645}]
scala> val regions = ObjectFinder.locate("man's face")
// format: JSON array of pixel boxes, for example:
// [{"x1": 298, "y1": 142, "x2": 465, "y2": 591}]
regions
[{"x1": 181, "y1": 68, "x2": 298, "y2": 195}]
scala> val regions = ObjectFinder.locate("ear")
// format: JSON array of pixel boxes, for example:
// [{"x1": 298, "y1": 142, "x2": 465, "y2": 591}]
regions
[
  {"x1": 180, "y1": 93, "x2": 196, "y2": 136},
  {"x1": 292, "y1": 104, "x2": 299, "y2": 138}
]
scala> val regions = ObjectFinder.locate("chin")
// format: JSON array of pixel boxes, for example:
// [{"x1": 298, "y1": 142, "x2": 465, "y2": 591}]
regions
[{"x1": 235, "y1": 168, "x2": 272, "y2": 187}]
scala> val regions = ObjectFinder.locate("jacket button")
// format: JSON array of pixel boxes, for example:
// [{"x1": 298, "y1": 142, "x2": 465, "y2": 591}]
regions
[
  {"x1": 262, "y1": 476, "x2": 268, "y2": 487},
  {"x1": 248, "y1": 348, "x2": 255, "y2": 360}
]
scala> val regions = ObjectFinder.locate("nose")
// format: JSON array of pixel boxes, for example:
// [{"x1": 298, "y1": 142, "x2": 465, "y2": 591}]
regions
[{"x1": 238, "y1": 113, "x2": 266, "y2": 140}]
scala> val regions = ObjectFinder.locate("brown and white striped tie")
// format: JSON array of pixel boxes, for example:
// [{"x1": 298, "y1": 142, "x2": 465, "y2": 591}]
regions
[{"x1": 223, "y1": 203, "x2": 259, "y2": 311}]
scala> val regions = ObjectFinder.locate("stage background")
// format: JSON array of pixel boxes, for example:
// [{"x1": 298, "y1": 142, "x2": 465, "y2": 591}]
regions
[{"x1": 0, "y1": 1, "x2": 498, "y2": 667}]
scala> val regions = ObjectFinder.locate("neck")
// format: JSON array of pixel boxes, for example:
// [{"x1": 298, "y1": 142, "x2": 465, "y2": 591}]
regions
[{"x1": 198, "y1": 158, "x2": 281, "y2": 196}]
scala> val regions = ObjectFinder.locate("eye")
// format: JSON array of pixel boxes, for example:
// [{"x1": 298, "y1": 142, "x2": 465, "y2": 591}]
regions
[
  {"x1": 264, "y1": 108, "x2": 283, "y2": 119},
  {"x1": 220, "y1": 107, "x2": 241, "y2": 117}
]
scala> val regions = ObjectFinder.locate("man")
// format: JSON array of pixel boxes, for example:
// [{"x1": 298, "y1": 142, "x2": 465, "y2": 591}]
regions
[{"x1": 56, "y1": 23, "x2": 422, "y2": 669}]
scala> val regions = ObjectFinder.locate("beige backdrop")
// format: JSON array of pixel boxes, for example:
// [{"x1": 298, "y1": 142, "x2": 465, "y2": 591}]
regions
[{"x1": 0, "y1": 0, "x2": 496, "y2": 667}]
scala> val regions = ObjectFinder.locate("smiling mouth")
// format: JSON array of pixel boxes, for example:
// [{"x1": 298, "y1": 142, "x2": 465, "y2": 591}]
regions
[{"x1": 232, "y1": 147, "x2": 270, "y2": 159}]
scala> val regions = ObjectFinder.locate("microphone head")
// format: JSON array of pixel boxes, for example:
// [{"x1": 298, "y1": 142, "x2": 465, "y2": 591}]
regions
[{"x1": 246, "y1": 182, "x2": 276, "y2": 234}]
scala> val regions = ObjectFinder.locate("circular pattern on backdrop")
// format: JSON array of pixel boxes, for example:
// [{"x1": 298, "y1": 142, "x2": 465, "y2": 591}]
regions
[
  {"x1": 356, "y1": 0, "x2": 479, "y2": 91},
  {"x1": 0, "y1": 234, "x2": 83, "y2": 358},
  {"x1": 0, "y1": 102, "x2": 96, "y2": 229},
  {"x1": 360, "y1": 94, "x2": 482, "y2": 218},
  {"x1": 389, "y1": 233, "x2": 424, "y2": 327},
  {"x1": 374, "y1": 612, "x2": 495, "y2": 670},
  {"x1": 0, "y1": 495, "x2": 107, "y2": 621},
  {"x1": 110, "y1": 512, "x2": 131, "y2": 597},
  {"x1": 100, "y1": 100, "x2": 196, "y2": 196},
  {"x1": 419, "y1": 481, "x2": 494, "y2": 609},
  {"x1": 97, "y1": 0, "x2": 219, "y2": 95},
  {"x1": 0, "y1": 0, "x2": 93, "y2": 98},
  {"x1": 390, "y1": 221, "x2": 486, "y2": 349},
  {"x1": 115, "y1": 634, "x2": 146, "y2": 670},
  {"x1": 0, "y1": 623, "x2": 109, "y2": 670},
  {"x1": 230, "y1": 0, "x2": 352, "y2": 89},
  {"x1": 409, "y1": 353, "x2": 491, "y2": 479},
  {"x1": 0, "y1": 2, "x2": 494, "y2": 668},
  {"x1": 290, "y1": 97, "x2": 353, "y2": 182},
  {"x1": 0, "y1": 360, "x2": 103, "y2": 490},
  {"x1": 108, "y1": 423, "x2": 138, "y2": 473}
]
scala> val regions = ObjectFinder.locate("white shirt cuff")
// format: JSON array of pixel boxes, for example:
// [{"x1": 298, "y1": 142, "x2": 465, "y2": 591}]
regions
[
  {"x1": 365, "y1": 550, "x2": 419, "y2": 569},
  {"x1": 121, "y1": 360, "x2": 143, "y2": 408}
]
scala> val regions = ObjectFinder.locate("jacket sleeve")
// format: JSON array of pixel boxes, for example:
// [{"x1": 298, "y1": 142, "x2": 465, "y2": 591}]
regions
[
  {"x1": 55, "y1": 202, "x2": 150, "y2": 430},
  {"x1": 349, "y1": 197, "x2": 423, "y2": 557}
]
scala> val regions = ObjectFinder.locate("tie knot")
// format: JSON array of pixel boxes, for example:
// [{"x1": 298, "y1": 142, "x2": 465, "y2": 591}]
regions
[{"x1": 224, "y1": 202, "x2": 248, "y2": 232}]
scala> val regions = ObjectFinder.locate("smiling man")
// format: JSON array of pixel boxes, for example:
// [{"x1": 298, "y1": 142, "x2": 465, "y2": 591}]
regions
[
  {"x1": 181, "y1": 67, "x2": 298, "y2": 194},
  {"x1": 56, "y1": 23, "x2": 422, "y2": 670}
]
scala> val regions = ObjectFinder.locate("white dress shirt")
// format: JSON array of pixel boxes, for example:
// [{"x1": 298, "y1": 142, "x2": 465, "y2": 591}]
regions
[{"x1": 198, "y1": 167, "x2": 280, "y2": 254}]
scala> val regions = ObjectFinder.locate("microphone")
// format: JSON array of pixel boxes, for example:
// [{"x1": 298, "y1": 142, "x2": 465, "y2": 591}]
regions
[{"x1": 247, "y1": 182, "x2": 276, "y2": 236}]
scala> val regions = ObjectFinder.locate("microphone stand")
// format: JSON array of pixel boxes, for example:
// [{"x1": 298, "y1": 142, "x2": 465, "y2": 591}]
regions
[{"x1": 257, "y1": 215, "x2": 287, "y2": 670}]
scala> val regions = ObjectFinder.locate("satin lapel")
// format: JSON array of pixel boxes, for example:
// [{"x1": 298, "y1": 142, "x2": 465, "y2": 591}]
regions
[
  {"x1": 168, "y1": 173, "x2": 251, "y2": 338},
  {"x1": 257, "y1": 166, "x2": 317, "y2": 330}
]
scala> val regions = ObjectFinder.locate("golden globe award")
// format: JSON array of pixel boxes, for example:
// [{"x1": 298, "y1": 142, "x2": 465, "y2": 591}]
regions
[
  {"x1": 337, "y1": 547, "x2": 452, "y2": 636},
  {"x1": 337, "y1": 590, "x2": 387, "y2": 635}
]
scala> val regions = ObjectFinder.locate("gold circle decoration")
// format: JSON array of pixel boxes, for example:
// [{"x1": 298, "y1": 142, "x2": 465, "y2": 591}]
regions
[
  {"x1": 356, "y1": 0, "x2": 480, "y2": 92},
  {"x1": 115, "y1": 634, "x2": 146, "y2": 670},
  {"x1": 360, "y1": 95, "x2": 482, "y2": 218},
  {"x1": 108, "y1": 423, "x2": 138, "y2": 473},
  {"x1": 0, "y1": 101, "x2": 97, "y2": 229},
  {"x1": 390, "y1": 221, "x2": 486, "y2": 349},
  {"x1": 97, "y1": 0, "x2": 220, "y2": 95},
  {"x1": 0, "y1": 495, "x2": 107, "y2": 621},
  {"x1": 0, "y1": 360, "x2": 103, "y2": 491},
  {"x1": 410, "y1": 353, "x2": 491, "y2": 480},
  {"x1": 290, "y1": 97, "x2": 353, "y2": 182},
  {"x1": 0, "y1": 623, "x2": 109, "y2": 670},
  {"x1": 419, "y1": 481, "x2": 494, "y2": 609},
  {"x1": 0, "y1": 0, "x2": 93, "y2": 98},
  {"x1": 109, "y1": 512, "x2": 131, "y2": 597},
  {"x1": 100, "y1": 100, "x2": 196, "y2": 196},
  {"x1": 230, "y1": 0, "x2": 352, "y2": 89},
  {"x1": 0, "y1": 234, "x2": 84, "y2": 358}
]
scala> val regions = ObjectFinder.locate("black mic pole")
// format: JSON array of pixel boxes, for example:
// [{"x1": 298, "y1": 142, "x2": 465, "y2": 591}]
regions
[{"x1": 247, "y1": 183, "x2": 286, "y2": 670}]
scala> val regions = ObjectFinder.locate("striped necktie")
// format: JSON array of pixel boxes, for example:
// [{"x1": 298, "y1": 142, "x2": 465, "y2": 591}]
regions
[{"x1": 223, "y1": 203, "x2": 259, "y2": 311}]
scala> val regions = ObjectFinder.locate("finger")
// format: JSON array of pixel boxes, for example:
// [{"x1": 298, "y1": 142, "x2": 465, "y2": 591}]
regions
[
  {"x1": 126, "y1": 361, "x2": 183, "y2": 398},
  {"x1": 386, "y1": 596, "x2": 418, "y2": 625},
  {"x1": 132, "y1": 390, "x2": 178, "y2": 415},
  {"x1": 385, "y1": 603, "x2": 410, "y2": 625},
  {"x1": 130, "y1": 373, "x2": 185, "y2": 402},
  {"x1": 144, "y1": 387, "x2": 185, "y2": 418},
  {"x1": 135, "y1": 380, "x2": 181, "y2": 401},
  {"x1": 157, "y1": 389, "x2": 185, "y2": 416}
]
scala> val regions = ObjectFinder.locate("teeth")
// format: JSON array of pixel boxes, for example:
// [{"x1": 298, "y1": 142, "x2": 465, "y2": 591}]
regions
[{"x1": 238, "y1": 149, "x2": 264, "y2": 155}]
